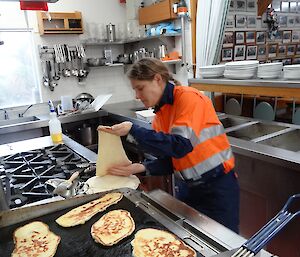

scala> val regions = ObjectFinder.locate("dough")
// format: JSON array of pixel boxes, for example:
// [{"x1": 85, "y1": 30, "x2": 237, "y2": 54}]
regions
[
  {"x1": 86, "y1": 175, "x2": 140, "y2": 194},
  {"x1": 96, "y1": 130, "x2": 131, "y2": 177}
]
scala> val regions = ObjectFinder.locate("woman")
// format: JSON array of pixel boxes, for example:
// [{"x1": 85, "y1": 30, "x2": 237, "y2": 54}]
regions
[{"x1": 98, "y1": 58, "x2": 240, "y2": 233}]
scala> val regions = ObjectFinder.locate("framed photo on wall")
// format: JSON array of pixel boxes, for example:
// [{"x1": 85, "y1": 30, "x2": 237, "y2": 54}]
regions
[
  {"x1": 287, "y1": 17, "x2": 295, "y2": 27},
  {"x1": 278, "y1": 15, "x2": 288, "y2": 27},
  {"x1": 246, "y1": 45, "x2": 257, "y2": 60},
  {"x1": 293, "y1": 57, "x2": 300, "y2": 64},
  {"x1": 296, "y1": 44, "x2": 300, "y2": 55},
  {"x1": 221, "y1": 48, "x2": 233, "y2": 62},
  {"x1": 282, "y1": 58, "x2": 292, "y2": 65},
  {"x1": 292, "y1": 31, "x2": 300, "y2": 43},
  {"x1": 223, "y1": 31, "x2": 234, "y2": 47},
  {"x1": 229, "y1": 0, "x2": 235, "y2": 11},
  {"x1": 247, "y1": 16, "x2": 257, "y2": 28},
  {"x1": 246, "y1": 31, "x2": 256, "y2": 44},
  {"x1": 272, "y1": 0, "x2": 281, "y2": 12},
  {"x1": 235, "y1": 31, "x2": 245, "y2": 44},
  {"x1": 278, "y1": 45, "x2": 287, "y2": 57},
  {"x1": 295, "y1": 16, "x2": 300, "y2": 27},
  {"x1": 256, "y1": 31, "x2": 266, "y2": 44},
  {"x1": 290, "y1": 2, "x2": 297, "y2": 12},
  {"x1": 268, "y1": 44, "x2": 278, "y2": 58},
  {"x1": 226, "y1": 15, "x2": 235, "y2": 28},
  {"x1": 236, "y1": 0, "x2": 246, "y2": 11},
  {"x1": 281, "y1": 1, "x2": 290, "y2": 12},
  {"x1": 257, "y1": 45, "x2": 267, "y2": 59},
  {"x1": 234, "y1": 45, "x2": 246, "y2": 60},
  {"x1": 283, "y1": 30, "x2": 292, "y2": 43},
  {"x1": 287, "y1": 44, "x2": 296, "y2": 56},
  {"x1": 236, "y1": 15, "x2": 247, "y2": 28},
  {"x1": 247, "y1": 0, "x2": 256, "y2": 12},
  {"x1": 274, "y1": 30, "x2": 283, "y2": 42}
]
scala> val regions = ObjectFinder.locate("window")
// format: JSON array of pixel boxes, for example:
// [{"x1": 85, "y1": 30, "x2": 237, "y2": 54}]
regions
[{"x1": 0, "y1": 29, "x2": 41, "y2": 108}]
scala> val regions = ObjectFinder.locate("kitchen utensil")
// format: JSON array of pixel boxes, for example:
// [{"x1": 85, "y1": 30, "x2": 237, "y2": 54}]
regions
[
  {"x1": 159, "y1": 44, "x2": 167, "y2": 59},
  {"x1": 52, "y1": 55, "x2": 60, "y2": 81},
  {"x1": 77, "y1": 125, "x2": 94, "y2": 146},
  {"x1": 86, "y1": 57, "x2": 106, "y2": 66},
  {"x1": 214, "y1": 194, "x2": 300, "y2": 256},
  {"x1": 75, "y1": 92, "x2": 94, "y2": 102},
  {"x1": 52, "y1": 171, "x2": 80, "y2": 198},
  {"x1": 106, "y1": 23, "x2": 116, "y2": 42},
  {"x1": 61, "y1": 95, "x2": 73, "y2": 112}
]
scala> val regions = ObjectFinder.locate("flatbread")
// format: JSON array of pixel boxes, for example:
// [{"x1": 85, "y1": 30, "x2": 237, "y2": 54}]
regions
[
  {"x1": 12, "y1": 221, "x2": 60, "y2": 257},
  {"x1": 131, "y1": 228, "x2": 196, "y2": 257},
  {"x1": 86, "y1": 175, "x2": 140, "y2": 194},
  {"x1": 91, "y1": 209, "x2": 135, "y2": 246},
  {"x1": 96, "y1": 130, "x2": 131, "y2": 177},
  {"x1": 55, "y1": 192, "x2": 123, "y2": 227}
]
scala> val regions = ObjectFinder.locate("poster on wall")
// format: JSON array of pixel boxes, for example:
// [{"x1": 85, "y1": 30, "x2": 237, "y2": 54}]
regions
[
  {"x1": 256, "y1": 31, "x2": 266, "y2": 44},
  {"x1": 246, "y1": 0, "x2": 256, "y2": 12},
  {"x1": 234, "y1": 45, "x2": 246, "y2": 60},
  {"x1": 257, "y1": 45, "x2": 267, "y2": 59},
  {"x1": 236, "y1": 0, "x2": 246, "y2": 11},
  {"x1": 223, "y1": 32, "x2": 234, "y2": 47},
  {"x1": 235, "y1": 31, "x2": 245, "y2": 44},
  {"x1": 221, "y1": 48, "x2": 233, "y2": 62},
  {"x1": 246, "y1": 31, "x2": 256, "y2": 44},
  {"x1": 246, "y1": 45, "x2": 257, "y2": 60},
  {"x1": 268, "y1": 44, "x2": 278, "y2": 58},
  {"x1": 247, "y1": 16, "x2": 257, "y2": 28},
  {"x1": 278, "y1": 45, "x2": 287, "y2": 57}
]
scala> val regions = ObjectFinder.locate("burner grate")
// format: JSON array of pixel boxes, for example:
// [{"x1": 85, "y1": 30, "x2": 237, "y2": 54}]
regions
[{"x1": 0, "y1": 144, "x2": 92, "y2": 208}]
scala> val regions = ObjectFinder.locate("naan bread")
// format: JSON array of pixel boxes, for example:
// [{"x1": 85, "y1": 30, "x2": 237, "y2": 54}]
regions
[
  {"x1": 91, "y1": 209, "x2": 135, "y2": 246},
  {"x1": 86, "y1": 175, "x2": 140, "y2": 194},
  {"x1": 12, "y1": 221, "x2": 60, "y2": 257},
  {"x1": 55, "y1": 192, "x2": 123, "y2": 227},
  {"x1": 132, "y1": 228, "x2": 196, "y2": 257},
  {"x1": 96, "y1": 130, "x2": 131, "y2": 177}
]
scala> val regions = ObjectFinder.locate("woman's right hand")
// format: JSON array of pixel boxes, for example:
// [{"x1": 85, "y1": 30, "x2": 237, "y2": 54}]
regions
[
  {"x1": 97, "y1": 121, "x2": 133, "y2": 136},
  {"x1": 107, "y1": 163, "x2": 145, "y2": 176}
]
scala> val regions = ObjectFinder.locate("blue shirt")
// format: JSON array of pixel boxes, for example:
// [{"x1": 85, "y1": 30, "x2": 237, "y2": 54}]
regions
[{"x1": 129, "y1": 82, "x2": 193, "y2": 175}]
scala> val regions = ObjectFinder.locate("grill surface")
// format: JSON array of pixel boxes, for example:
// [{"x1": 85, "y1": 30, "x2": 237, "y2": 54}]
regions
[{"x1": 0, "y1": 196, "x2": 203, "y2": 257}]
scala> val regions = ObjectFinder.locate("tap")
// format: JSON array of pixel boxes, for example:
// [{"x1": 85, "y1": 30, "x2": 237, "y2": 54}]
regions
[
  {"x1": 0, "y1": 109, "x2": 9, "y2": 120},
  {"x1": 19, "y1": 104, "x2": 33, "y2": 118}
]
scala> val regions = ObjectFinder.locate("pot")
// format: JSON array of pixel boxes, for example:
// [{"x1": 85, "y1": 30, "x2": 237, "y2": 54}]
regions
[{"x1": 77, "y1": 124, "x2": 96, "y2": 146}]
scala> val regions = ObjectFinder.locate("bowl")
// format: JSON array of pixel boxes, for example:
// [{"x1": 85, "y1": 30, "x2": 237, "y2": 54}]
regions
[{"x1": 86, "y1": 57, "x2": 107, "y2": 66}]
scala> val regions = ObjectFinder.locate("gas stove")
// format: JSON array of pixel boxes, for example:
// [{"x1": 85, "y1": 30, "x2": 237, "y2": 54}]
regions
[{"x1": 0, "y1": 144, "x2": 95, "y2": 209}]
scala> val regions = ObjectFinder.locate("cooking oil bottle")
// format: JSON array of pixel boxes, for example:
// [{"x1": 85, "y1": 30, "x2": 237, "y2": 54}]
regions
[{"x1": 48, "y1": 100, "x2": 63, "y2": 144}]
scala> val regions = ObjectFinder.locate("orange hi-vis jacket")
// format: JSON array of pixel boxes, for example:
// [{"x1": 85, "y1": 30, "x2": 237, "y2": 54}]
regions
[{"x1": 152, "y1": 86, "x2": 234, "y2": 181}]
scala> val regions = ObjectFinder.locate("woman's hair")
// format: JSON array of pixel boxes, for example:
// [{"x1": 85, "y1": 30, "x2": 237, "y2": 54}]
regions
[{"x1": 127, "y1": 58, "x2": 181, "y2": 85}]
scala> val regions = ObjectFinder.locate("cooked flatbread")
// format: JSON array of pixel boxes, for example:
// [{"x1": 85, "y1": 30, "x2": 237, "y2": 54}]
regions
[
  {"x1": 91, "y1": 209, "x2": 135, "y2": 246},
  {"x1": 132, "y1": 228, "x2": 196, "y2": 257},
  {"x1": 12, "y1": 221, "x2": 60, "y2": 257},
  {"x1": 96, "y1": 130, "x2": 131, "y2": 177},
  {"x1": 55, "y1": 192, "x2": 123, "y2": 227},
  {"x1": 86, "y1": 175, "x2": 140, "y2": 194}
]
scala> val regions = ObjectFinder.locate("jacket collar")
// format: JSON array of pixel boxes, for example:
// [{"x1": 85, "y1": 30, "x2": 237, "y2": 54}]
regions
[{"x1": 154, "y1": 82, "x2": 174, "y2": 113}]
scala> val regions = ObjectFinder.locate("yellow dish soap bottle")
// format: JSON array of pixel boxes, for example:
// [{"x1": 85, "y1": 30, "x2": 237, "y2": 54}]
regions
[{"x1": 48, "y1": 101, "x2": 63, "y2": 144}]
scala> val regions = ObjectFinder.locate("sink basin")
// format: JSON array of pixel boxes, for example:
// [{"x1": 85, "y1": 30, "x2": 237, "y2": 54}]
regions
[
  {"x1": 220, "y1": 117, "x2": 250, "y2": 129},
  {"x1": 0, "y1": 116, "x2": 40, "y2": 127},
  {"x1": 259, "y1": 129, "x2": 300, "y2": 152},
  {"x1": 227, "y1": 123, "x2": 287, "y2": 141}
]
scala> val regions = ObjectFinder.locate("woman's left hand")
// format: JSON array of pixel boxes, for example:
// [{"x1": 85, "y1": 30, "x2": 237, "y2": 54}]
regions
[
  {"x1": 107, "y1": 163, "x2": 145, "y2": 176},
  {"x1": 97, "y1": 121, "x2": 133, "y2": 136}
]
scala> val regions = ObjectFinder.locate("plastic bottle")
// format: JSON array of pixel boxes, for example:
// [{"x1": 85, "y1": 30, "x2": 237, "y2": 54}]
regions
[{"x1": 48, "y1": 101, "x2": 63, "y2": 144}]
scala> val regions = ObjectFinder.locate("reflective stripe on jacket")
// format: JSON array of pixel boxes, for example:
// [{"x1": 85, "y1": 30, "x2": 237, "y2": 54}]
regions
[{"x1": 152, "y1": 86, "x2": 234, "y2": 181}]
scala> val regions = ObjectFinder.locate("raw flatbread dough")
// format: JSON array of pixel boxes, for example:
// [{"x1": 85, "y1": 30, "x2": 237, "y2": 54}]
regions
[
  {"x1": 86, "y1": 175, "x2": 140, "y2": 194},
  {"x1": 96, "y1": 130, "x2": 131, "y2": 177}
]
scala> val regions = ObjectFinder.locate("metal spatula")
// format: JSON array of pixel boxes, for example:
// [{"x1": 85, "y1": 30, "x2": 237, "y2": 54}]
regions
[
  {"x1": 53, "y1": 171, "x2": 80, "y2": 197},
  {"x1": 214, "y1": 194, "x2": 300, "y2": 257}
]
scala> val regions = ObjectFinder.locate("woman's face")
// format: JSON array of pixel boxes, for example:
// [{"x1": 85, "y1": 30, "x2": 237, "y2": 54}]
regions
[{"x1": 130, "y1": 74, "x2": 165, "y2": 108}]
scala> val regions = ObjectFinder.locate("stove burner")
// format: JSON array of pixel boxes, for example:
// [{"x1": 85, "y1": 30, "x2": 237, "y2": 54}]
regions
[{"x1": 0, "y1": 144, "x2": 92, "y2": 208}]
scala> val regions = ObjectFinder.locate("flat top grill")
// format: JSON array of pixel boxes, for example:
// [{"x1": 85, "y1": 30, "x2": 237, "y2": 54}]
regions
[
  {"x1": 0, "y1": 144, "x2": 93, "y2": 209},
  {"x1": 0, "y1": 195, "x2": 203, "y2": 257}
]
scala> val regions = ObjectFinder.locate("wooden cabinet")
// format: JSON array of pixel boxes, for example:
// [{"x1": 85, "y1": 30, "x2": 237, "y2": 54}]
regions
[
  {"x1": 37, "y1": 11, "x2": 83, "y2": 35},
  {"x1": 138, "y1": 0, "x2": 178, "y2": 25}
]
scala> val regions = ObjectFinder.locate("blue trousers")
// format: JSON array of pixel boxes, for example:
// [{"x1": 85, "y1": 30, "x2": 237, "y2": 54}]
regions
[{"x1": 175, "y1": 170, "x2": 240, "y2": 234}]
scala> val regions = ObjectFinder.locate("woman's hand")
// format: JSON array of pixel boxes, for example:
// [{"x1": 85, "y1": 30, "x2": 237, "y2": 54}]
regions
[
  {"x1": 97, "y1": 121, "x2": 133, "y2": 136},
  {"x1": 107, "y1": 163, "x2": 145, "y2": 176}
]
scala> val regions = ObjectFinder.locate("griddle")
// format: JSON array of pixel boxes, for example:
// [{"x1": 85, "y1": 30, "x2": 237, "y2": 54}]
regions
[{"x1": 0, "y1": 192, "x2": 203, "y2": 257}]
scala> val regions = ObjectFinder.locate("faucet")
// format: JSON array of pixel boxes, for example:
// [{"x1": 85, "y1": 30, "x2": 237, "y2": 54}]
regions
[
  {"x1": 0, "y1": 109, "x2": 9, "y2": 120},
  {"x1": 19, "y1": 104, "x2": 33, "y2": 118}
]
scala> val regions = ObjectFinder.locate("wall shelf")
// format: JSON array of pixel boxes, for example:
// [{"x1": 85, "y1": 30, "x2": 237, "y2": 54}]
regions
[{"x1": 82, "y1": 33, "x2": 181, "y2": 46}]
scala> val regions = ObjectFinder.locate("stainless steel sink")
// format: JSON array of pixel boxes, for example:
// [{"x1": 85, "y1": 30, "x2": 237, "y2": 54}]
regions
[
  {"x1": 258, "y1": 129, "x2": 300, "y2": 152},
  {"x1": 220, "y1": 117, "x2": 250, "y2": 129},
  {"x1": 0, "y1": 116, "x2": 40, "y2": 127},
  {"x1": 227, "y1": 122, "x2": 287, "y2": 141}
]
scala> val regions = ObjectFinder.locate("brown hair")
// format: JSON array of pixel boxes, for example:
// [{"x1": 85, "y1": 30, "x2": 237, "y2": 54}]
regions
[{"x1": 127, "y1": 58, "x2": 181, "y2": 85}]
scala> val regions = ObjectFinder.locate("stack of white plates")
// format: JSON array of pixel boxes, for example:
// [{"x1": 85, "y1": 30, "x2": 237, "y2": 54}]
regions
[
  {"x1": 257, "y1": 63, "x2": 283, "y2": 79},
  {"x1": 283, "y1": 64, "x2": 300, "y2": 80},
  {"x1": 199, "y1": 64, "x2": 225, "y2": 78},
  {"x1": 224, "y1": 60, "x2": 259, "y2": 79}
]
